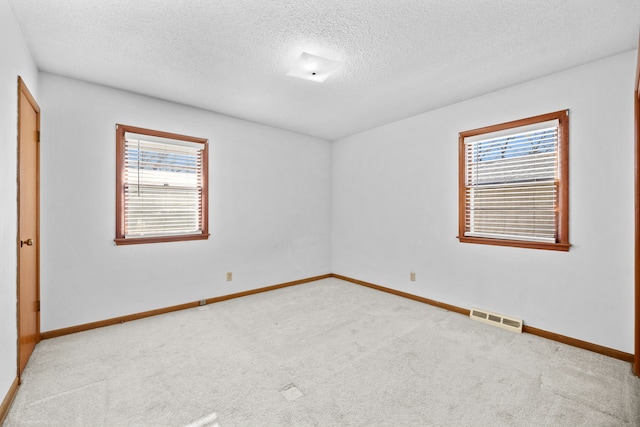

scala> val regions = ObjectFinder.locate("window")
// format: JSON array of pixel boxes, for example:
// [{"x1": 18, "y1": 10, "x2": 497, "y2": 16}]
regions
[
  {"x1": 458, "y1": 110, "x2": 569, "y2": 251},
  {"x1": 115, "y1": 124, "x2": 209, "y2": 245}
]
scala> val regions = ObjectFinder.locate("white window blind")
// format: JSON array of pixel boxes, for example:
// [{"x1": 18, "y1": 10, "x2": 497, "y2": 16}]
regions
[
  {"x1": 123, "y1": 133, "x2": 204, "y2": 238},
  {"x1": 464, "y1": 121, "x2": 559, "y2": 243}
]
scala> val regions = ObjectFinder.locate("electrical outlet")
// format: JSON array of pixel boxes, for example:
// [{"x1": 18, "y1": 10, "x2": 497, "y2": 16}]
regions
[
  {"x1": 410, "y1": 272, "x2": 416, "y2": 281},
  {"x1": 226, "y1": 272, "x2": 233, "y2": 281}
]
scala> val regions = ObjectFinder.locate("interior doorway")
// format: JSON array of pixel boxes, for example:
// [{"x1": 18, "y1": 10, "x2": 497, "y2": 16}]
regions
[{"x1": 17, "y1": 76, "x2": 40, "y2": 377}]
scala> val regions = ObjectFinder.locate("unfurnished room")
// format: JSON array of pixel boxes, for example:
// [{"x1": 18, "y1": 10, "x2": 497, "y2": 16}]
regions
[{"x1": 1, "y1": 1, "x2": 640, "y2": 426}]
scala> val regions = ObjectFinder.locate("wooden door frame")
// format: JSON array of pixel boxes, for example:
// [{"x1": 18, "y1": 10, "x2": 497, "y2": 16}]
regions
[
  {"x1": 635, "y1": 38, "x2": 640, "y2": 377},
  {"x1": 16, "y1": 76, "x2": 41, "y2": 379}
]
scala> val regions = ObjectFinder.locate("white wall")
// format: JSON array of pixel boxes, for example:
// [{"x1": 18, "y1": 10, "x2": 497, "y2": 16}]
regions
[
  {"x1": 332, "y1": 50, "x2": 636, "y2": 353},
  {"x1": 0, "y1": 0, "x2": 38, "y2": 403},
  {"x1": 39, "y1": 73, "x2": 332, "y2": 331}
]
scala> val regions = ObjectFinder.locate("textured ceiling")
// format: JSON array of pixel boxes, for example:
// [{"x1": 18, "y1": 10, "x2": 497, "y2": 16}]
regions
[{"x1": 8, "y1": 0, "x2": 640, "y2": 140}]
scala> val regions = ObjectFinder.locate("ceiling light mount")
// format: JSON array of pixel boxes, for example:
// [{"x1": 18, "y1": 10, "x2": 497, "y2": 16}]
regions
[{"x1": 287, "y1": 52, "x2": 339, "y2": 83}]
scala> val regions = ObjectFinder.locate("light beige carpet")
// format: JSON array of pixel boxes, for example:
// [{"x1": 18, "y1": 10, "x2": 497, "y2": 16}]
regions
[{"x1": 4, "y1": 278, "x2": 640, "y2": 426}]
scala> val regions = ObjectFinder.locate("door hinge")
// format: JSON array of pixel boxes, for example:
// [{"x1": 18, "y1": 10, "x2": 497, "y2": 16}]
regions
[
  {"x1": 36, "y1": 130, "x2": 40, "y2": 142},
  {"x1": 36, "y1": 300, "x2": 40, "y2": 312}
]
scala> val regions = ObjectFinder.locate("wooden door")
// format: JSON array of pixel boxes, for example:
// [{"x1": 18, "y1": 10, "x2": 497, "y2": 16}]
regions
[{"x1": 17, "y1": 77, "x2": 40, "y2": 377}]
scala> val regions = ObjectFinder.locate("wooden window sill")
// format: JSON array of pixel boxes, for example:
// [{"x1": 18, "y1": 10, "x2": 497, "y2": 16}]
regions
[
  {"x1": 115, "y1": 234, "x2": 210, "y2": 246},
  {"x1": 457, "y1": 236, "x2": 570, "y2": 252}
]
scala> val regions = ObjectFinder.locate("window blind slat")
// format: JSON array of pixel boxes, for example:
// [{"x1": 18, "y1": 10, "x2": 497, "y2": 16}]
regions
[
  {"x1": 464, "y1": 124, "x2": 559, "y2": 242},
  {"x1": 123, "y1": 134, "x2": 204, "y2": 238}
]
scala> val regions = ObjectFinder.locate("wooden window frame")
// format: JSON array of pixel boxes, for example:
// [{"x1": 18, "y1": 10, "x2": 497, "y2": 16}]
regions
[
  {"x1": 115, "y1": 124, "x2": 209, "y2": 245},
  {"x1": 458, "y1": 110, "x2": 570, "y2": 251}
]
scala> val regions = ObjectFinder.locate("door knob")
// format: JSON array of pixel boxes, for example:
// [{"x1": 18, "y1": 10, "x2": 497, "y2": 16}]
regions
[{"x1": 20, "y1": 238, "x2": 33, "y2": 247}]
